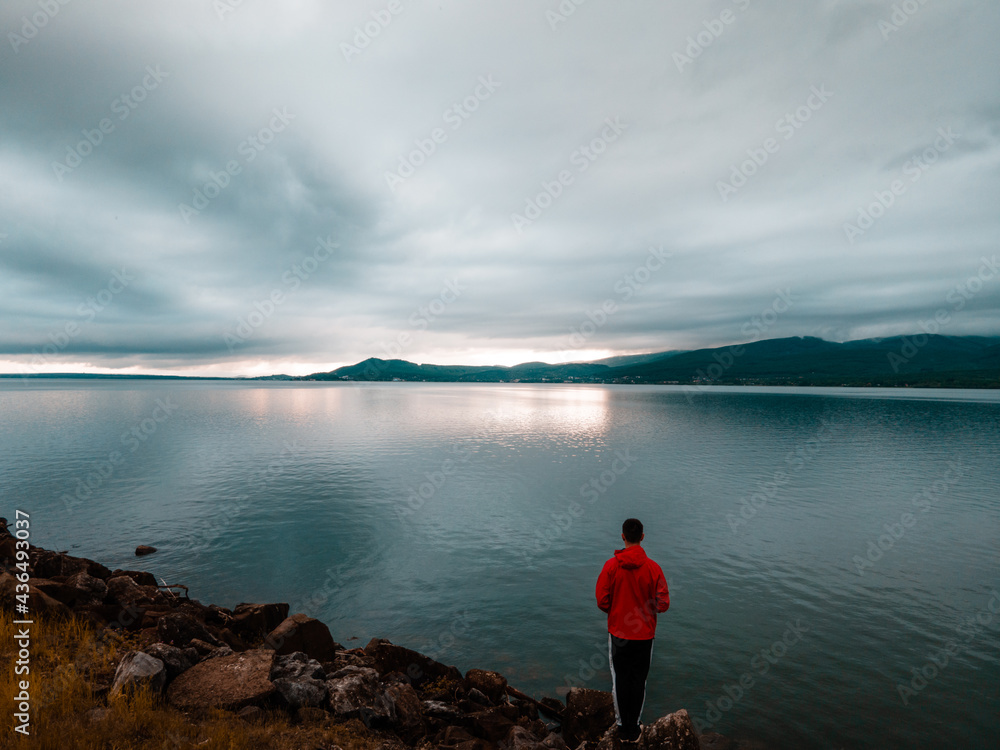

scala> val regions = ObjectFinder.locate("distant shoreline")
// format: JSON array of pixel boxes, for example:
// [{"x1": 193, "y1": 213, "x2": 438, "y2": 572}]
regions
[
  {"x1": 2, "y1": 374, "x2": 998, "y2": 389},
  {"x1": 5, "y1": 334, "x2": 996, "y2": 388}
]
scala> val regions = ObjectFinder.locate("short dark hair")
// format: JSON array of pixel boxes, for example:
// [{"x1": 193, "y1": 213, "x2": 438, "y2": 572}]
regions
[{"x1": 622, "y1": 518, "x2": 643, "y2": 543}]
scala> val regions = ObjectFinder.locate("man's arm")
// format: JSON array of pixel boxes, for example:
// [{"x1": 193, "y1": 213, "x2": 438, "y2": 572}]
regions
[
  {"x1": 595, "y1": 560, "x2": 615, "y2": 613},
  {"x1": 655, "y1": 569, "x2": 669, "y2": 613}
]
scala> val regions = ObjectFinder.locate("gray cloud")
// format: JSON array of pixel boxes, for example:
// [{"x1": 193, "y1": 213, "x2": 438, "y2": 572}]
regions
[{"x1": 1, "y1": 0, "x2": 998, "y2": 374}]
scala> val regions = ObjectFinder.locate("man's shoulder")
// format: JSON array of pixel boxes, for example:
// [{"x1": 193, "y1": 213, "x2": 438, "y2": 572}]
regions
[{"x1": 645, "y1": 556, "x2": 665, "y2": 576}]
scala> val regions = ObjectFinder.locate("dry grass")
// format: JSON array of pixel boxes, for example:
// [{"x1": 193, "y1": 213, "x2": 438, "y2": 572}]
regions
[{"x1": 0, "y1": 612, "x2": 393, "y2": 750}]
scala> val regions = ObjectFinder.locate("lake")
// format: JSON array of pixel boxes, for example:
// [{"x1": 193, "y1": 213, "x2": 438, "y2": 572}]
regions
[{"x1": 2, "y1": 380, "x2": 998, "y2": 748}]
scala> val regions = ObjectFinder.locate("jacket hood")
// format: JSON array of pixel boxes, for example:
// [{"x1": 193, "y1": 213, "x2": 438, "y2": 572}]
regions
[{"x1": 614, "y1": 544, "x2": 648, "y2": 569}]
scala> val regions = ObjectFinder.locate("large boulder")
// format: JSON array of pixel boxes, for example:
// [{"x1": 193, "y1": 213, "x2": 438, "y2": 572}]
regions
[
  {"x1": 110, "y1": 569, "x2": 158, "y2": 587},
  {"x1": 470, "y1": 706, "x2": 518, "y2": 743},
  {"x1": 325, "y1": 666, "x2": 381, "y2": 718},
  {"x1": 27, "y1": 578, "x2": 82, "y2": 607},
  {"x1": 465, "y1": 668, "x2": 508, "y2": 705},
  {"x1": 167, "y1": 649, "x2": 276, "y2": 711},
  {"x1": 111, "y1": 651, "x2": 167, "y2": 698},
  {"x1": 144, "y1": 642, "x2": 199, "y2": 681},
  {"x1": 30, "y1": 549, "x2": 111, "y2": 580},
  {"x1": 270, "y1": 652, "x2": 328, "y2": 709},
  {"x1": 231, "y1": 602, "x2": 290, "y2": 639},
  {"x1": 157, "y1": 612, "x2": 222, "y2": 648},
  {"x1": 363, "y1": 637, "x2": 463, "y2": 688},
  {"x1": 642, "y1": 709, "x2": 700, "y2": 750},
  {"x1": 264, "y1": 613, "x2": 339, "y2": 662},
  {"x1": 505, "y1": 725, "x2": 548, "y2": 750},
  {"x1": 0, "y1": 573, "x2": 71, "y2": 618},
  {"x1": 66, "y1": 570, "x2": 108, "y2": 605},
  {"x1": 106, "y1": 576, "x2": 155, "y2": 608},
  {"x1": 370, "y1": 682, "x2": 424, "y2": 740},
  {"x1": 562, "y1": 688, "x2": 616, "y2": 747}
]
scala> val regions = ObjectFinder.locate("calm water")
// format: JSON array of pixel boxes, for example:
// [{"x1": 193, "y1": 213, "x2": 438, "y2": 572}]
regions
[{"x1": 2, "y1": 380, "x2": 999, "y2": 749}]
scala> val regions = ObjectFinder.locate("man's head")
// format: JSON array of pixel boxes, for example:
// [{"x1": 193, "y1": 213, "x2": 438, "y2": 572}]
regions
[{"x1": 622, "y1": 518, "x2": 644, "y2": 545}]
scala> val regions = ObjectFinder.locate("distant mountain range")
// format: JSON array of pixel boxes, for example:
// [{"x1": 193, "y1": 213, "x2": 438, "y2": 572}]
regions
[
  {"x1": 302, "y1": 335, "x2": 999, "y2": 388},
  {"x1": 5, "y1": 335, "x2": 997, "y2": 387}
]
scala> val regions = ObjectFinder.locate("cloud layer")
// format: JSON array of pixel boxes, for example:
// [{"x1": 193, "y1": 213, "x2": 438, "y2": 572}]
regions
[{"x1": 1, "y1": 0, "x2": 998, "y2": 375}]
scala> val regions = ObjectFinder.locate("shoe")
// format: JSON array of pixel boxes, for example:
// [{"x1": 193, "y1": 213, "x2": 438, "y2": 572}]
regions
[{"x1": 618, "y1": 725, "x2": 641, "y2": 743}]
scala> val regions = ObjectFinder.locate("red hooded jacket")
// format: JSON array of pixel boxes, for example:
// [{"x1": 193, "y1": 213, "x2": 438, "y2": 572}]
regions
[{"x1": 596, "y1": 545, "x2": 669, "y2": 640}]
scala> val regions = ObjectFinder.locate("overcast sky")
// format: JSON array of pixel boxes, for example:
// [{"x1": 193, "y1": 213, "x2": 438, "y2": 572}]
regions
[{"x1": 1, "y1": 0, "x2": 998, "y2": 376}]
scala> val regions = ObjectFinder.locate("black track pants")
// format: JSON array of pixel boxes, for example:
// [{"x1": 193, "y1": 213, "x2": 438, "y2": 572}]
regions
[{"x1": 609, "y1": 634, "x2": 654, "y2": 735}]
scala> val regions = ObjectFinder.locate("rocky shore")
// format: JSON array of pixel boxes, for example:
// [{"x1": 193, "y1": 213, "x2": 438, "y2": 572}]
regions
[{"x1": 0, "y1": 523, "x2": 746, "y2": 750}]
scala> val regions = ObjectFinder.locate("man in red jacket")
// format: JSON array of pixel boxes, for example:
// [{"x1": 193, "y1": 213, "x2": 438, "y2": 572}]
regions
[{"x1": 595, "y1": 518, "x2": 670, "y2": 742}]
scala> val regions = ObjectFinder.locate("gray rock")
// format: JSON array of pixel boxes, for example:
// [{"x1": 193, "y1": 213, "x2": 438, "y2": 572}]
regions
[
  {"x1": 111, "y1": 651, "x2": 167, "y2": 698},
  {"x1": 422, "y1": 699, "x2": 463, "y2": 720},
  {"x1": 158, "y1": 612, "x2": 222, "y2": 648},
  {"x1": 466, "y1": 667, "x2": 509, "y2": 704},
  {"x1": 204, "y1": 645, "x2": 234, "y2": 660},
  {"x1": 269, "y1": 649, "x2": 329, "y2": 708},
  {"x1": 273, "y1": 676, "x2": 328, "y2": 708},
  {"x1": 468, "y1": 687, "x2": 492, "y2": 705},
  {"x1": 642, "y1": 709, "x2": 701, "y2": 750},
  {"x1": 144, "y1": 642, "x2": 198, "y2": 681},
  {"x1": 504, "y1": 725, "x2": 547, "y2": 750},
  {"x1": 543, "y1": 732, "x2": 568, "y2": 750},
  {"x1": 270, "y1": 651, "x2": 326, "y2": 682},
  {"x1": 325, "y1": 666, "x2": 380, "y2": 718},
  {"x1": 106, "y1": 576, "x2": 153, "y2": 608},
  {"x1": 563, "y1": 688, "x2": 616, "y2": 747},
  {"x1": 373, "y1": 681, "x2": 423, "y2": 738},
  {"x1": 66, "y1": 571, "x2": 108, "y2": 604}
]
